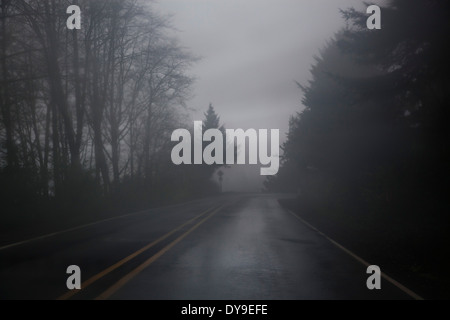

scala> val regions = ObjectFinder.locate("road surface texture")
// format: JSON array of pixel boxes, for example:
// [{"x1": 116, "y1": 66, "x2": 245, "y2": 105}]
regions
[{"x1": 0, "y1": 193, "x2": 414, "y2": 300}]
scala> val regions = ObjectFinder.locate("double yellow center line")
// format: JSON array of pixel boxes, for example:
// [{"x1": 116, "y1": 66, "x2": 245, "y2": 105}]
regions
[{"x1": 58, "y1": 203, "x2": 225, "y2": 300}]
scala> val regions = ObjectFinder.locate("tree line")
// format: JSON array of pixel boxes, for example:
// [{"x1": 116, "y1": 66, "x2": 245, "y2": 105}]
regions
[
  {"x1": 266, "y1": 0, "x2": 450, "y2": 221},
  {"x1": 0, "y1": 0, "x2": 223, "y2": 219}
]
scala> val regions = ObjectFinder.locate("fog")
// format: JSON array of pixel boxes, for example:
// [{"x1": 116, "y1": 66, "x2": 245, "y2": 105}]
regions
[
  {"x1": 2, "y1": 0, "x2": 449, "y2": 301},
  {"x1": 155, "y1": 0, "x2": 367, "y2": 191}
]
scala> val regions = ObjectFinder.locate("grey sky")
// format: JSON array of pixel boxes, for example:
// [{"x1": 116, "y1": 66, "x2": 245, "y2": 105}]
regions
[{"x1": 154, "y1": 0, "x2": 366, "y2": 191}]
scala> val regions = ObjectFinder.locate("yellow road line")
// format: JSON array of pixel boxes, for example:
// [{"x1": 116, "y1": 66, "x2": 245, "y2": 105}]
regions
[
  {"x1": 95, "y1": 205, "x2": 224, "y2": 300},
  {"x1": 287, "y1": 209, "x2": 424, "y2": 300},
  {"x1": 57, "y1": 204, "x2": 220, "y2": 300}
]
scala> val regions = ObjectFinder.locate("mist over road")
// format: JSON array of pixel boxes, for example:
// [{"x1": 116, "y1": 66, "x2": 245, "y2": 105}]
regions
[{"x1": 0, "y1": 194, "x2": 411, "y2": 300}]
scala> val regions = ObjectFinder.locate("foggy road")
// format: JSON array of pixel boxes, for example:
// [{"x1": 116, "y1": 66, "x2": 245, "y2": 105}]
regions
[{"x1": 0, "y1": 194, "x2": 413, "y2": 300}]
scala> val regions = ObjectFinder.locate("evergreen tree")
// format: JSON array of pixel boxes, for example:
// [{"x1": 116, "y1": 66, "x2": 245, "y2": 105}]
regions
[
  {"x1": 203, "y1": 103, "x2": 224, "y2": 133},
  {"x1": 269, "y1": 0, "x2": 450, "y2": 219},
  {"x1": 339, "y1": 0, "x2": 450, "y2": 210},
  {"x1": 201, "y1": 103, "x2": 226, "y2": 178}
]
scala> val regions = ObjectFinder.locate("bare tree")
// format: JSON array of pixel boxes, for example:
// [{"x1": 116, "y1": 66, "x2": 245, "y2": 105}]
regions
[{"x1": 1, "y1": 0, "x2": 197, "y2": 213}]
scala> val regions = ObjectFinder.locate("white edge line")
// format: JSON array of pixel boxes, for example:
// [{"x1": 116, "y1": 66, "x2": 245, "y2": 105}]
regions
[
  {"x1": 287, "y1": 209, "x2": 424, "y2": 300},
  {"x1": 0, "y1": 197, "x2": 212, "y2": 251}
]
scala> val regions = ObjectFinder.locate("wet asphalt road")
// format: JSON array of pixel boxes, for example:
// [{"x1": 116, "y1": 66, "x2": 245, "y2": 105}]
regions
[{"x1": 0, "y1": 193, "x2": 413, "y2": 300}]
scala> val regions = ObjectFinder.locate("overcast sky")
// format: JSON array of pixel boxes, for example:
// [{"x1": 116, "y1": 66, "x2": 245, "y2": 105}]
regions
[{"x1": 154, "y1": 0, "x2": 367, "y2": 191}]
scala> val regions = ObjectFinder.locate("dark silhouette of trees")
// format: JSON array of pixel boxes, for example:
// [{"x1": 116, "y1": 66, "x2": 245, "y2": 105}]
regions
[
  {"x1": 0, "y1": 0, "x2": 203, "y2": 220},
  {"x1": 337, "y1": 0, "x2": 450, "y2": 210},
  {"x1": 268, "y1": 34, "x2": 384, "y2": 202},
  {"x1": 267, "y1": 1, "x2": 450, "y2": 296},
  {"x1": 268, "y1": 0, "x2": 450, "y2": 219}
]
